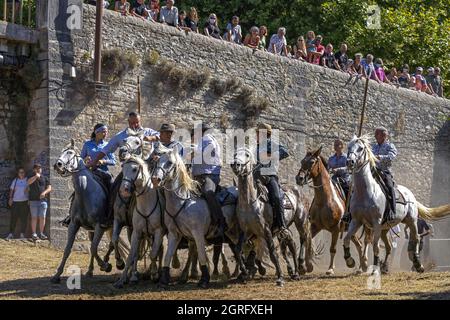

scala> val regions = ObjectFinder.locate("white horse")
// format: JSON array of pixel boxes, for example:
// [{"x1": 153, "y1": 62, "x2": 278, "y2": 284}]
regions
[
  {"x1": 344, "y1": 136, "x2": 450, "y2": 273},
  {"x1": 152, "y1": 145, "x2": 242, "y2": 288}
]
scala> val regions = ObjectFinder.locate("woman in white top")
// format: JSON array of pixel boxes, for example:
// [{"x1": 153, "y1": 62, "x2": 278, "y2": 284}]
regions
[{"x1": 6, "y1": 168, "x2": 29, "y2": 240}]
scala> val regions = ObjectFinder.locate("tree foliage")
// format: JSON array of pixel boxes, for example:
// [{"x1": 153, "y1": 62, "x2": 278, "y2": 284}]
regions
[{"x1": 179, "y1": 0, "x2": 449, "y2": 97}]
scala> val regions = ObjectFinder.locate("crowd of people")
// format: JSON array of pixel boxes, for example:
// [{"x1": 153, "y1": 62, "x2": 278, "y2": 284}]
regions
[{"x1": 86, "y1": 0, "x2": 445, "y2": 98}]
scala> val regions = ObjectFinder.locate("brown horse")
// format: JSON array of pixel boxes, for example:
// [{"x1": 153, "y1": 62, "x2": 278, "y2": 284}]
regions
[{"x1": 296, "y1": 146, "x2": 368, "y2": 275}]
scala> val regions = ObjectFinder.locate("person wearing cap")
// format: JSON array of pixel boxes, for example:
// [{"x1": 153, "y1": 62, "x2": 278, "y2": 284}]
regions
[
  {"x1": 89, "y1": 112, "x2": 159, "y2": 168},
  {"x1": 191, "y1": 123, "x2": 226, "y2": 240},
  {"x1": 158, "y1": 123, "x2": 184, "y2": 156},
  {"x1": 372, "y1": 127, "x2": 398, "y2": 222},
  {"x1": 27, "y1": 164, "x2": 52, "y2": 241},
  {"x1": 254, "y1": 123, "x2": 290, "y2": 235}
]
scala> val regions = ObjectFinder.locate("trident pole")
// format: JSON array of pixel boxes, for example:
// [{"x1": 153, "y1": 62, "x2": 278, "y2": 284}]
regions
[
  {"x1": 94, "y1": 0, "x2": 104, "y2": 83},
  {"x1": 358, "y1": 75, "x2": 370, "y2": 137}
]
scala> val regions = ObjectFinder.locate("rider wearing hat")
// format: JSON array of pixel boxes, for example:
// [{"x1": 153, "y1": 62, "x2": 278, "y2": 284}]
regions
[
  {"x1": 372, "y1": 126, "x2": 397, "y2": 222},
  {"x1": 191, "y1": 123, "x2": 226, "y2": 240},
  {"x1": 157, "y1": 123, "x2": 184, "y2": 156},
  {"x1": 254, "y1": 123, "x2": 290, "y2": 235}
]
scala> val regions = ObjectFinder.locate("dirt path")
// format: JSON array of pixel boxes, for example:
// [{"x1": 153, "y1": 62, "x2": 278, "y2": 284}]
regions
[{"x1": 1, "y1": 240, "x2": 449, "y2": 300}]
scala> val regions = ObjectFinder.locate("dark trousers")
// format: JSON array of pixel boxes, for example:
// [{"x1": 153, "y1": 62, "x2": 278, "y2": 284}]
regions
[
  {"x1": 332, "y1": 175, "x2": 350, "y2": 199},
  {"x1": 194, "y1": 174, "x2": 225, "y2": 227},
  {"x1": 264, "y1": 175, "x2": 286, "y2": 229},
  {"x1": 9, "y1": 201, "x2": 29, "y2": 234},
  {"x1": 380, "y1": 170, "x2": 396, "y2": 215}
]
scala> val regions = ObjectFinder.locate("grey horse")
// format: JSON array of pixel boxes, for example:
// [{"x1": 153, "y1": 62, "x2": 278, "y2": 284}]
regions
[
  {"x1": 51, "y1": 139, "x2": 127, "y2": 283},
  {"x1": 344, "y1": 136, "x2": 450, "y2": 273},
  {"x1": 231, "y1": 148, "x2": 312, "y2": 286},
  {"x1": 152, "y1": 145, "x2": 242, "y2": 288}
]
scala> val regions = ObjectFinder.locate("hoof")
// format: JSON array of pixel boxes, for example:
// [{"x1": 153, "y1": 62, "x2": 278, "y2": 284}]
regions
[
  {"x1": 237, "y1": 273, "x2": 247, "y2": 284},
  {"x1": 50, "y1": 276, "x2": 61, "y2": 284},
  {"x1": 116, "y1": 260, "x2": 125, "y2": 271},
  {"x1": 211, "y1": 272, "x2": 219, "y2": 281},
  {"x1": 354, "y1": 268, "x2": 363, "y2": 275},
  {"x1": 299, "y1": 265, "x2": 307, "y2": 276},
  {"x1": 381, "y1": 264, "x2": 389, "y2": 275},
  {"x1": 346, "y1": 257, "x2": 356, "y2": 268},
  {"x1": 326, "y1": 269, "x2": 335, "y2": 276},
  {"x1": 258, "y1": 265, "x2": 267, "y2": 276},
  {"x1": 306, "y1": 263, "x2": 314, "y2": 273},
  {"x1": 276, "y1": 278, "x2": 284, "y2": 287},
  {"x1": 197, "y1": 280, "x2": 209, "y2": 289},
  {"x1": 291, "y1": 273, "x2": 300, "y2": 281},
  {"x1": 113, "y1": 280, "x2": 124, "y2": 289},
  {"x1": 101, "y1": 263, "x2": 113, "y2": 273},
  {"x1": 416, "y1": 265, "x2": 425, "y2": 273},
  {"x1": 361, "y1": 263, "x2": 368, "y2": 273}
]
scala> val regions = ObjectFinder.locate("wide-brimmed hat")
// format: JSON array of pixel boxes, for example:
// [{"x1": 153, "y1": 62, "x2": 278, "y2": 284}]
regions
[
  {"x1": 159, "y1": 123, "x2": 176, "y2": 132},
  {"x1": 257, "y1": 123, "x2": 272, "y2": 134}
]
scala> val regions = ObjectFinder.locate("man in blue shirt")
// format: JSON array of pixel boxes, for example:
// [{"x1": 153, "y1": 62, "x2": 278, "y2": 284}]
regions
[
  {"x1": 254, "y1": 123, "x2": 290, "y2": 235},
  {"x1": 328, "y1": 139, "x2": 350, "y2": 197},
  {"x1": 372, "y1": 127, "x2": 398, "y2": 222},
  {"x1": 191, "y1": 123, "x2": 225, "y2": 240}
]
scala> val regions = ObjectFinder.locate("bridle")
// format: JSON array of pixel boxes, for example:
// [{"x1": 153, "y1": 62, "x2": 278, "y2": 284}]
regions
[
  {"x1": 121, "y1": 135, "x2": 145, "y2": 160},
  {"x1": 56, "y1": 148, "x2": 84, "y2": 177},
  {"x1": 297, "y1": 156, "x2": 324, "y2": 189},
  {"x1": 232, "y1": 151, "x2": 258, "y2": 177},
  {"x1": 155, "y1": 156, "x2": 192, "y2": 201},
  {"x1": 347, "y1": 144, "x2": 370, "y2": 174},
  {"x1": 121, "y1": 159, "x2": 151, "y2": 198}
]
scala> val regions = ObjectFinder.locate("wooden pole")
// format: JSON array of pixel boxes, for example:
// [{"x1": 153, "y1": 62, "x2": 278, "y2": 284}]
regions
[
  {"x1": 11, "y1": 0, "x2": 15, "y2": 23},
  {"x1": 358, "y1": 76, "x2": 370, "y2": 137},
  {"x1": 94, "y1": 0, "x2": 104, "y2": 82},
  {"x1": 137, "y1": 76, "x2": 141, "y2": 114},
  {"x1": 19, "y1": 0, "x2": 23, "y2": 25},
  {"x1": 2, "y1": 0, "x2": 6, "y2": 21}
]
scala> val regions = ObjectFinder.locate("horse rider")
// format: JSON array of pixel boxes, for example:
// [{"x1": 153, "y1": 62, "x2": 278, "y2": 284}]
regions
[
  {"x1": 191, "y1": 123, "x2": 226, "y2": 241},
  {"x1": 62, "y1": 123, "x2": 116, "y2": 227},
  {"x1": 371, "y1": 126, "x2": 398, "y2": 222},
  {"x1": 153, "y1": 123, "x2": 184, "y2": 158},
  {"x1": 254, "y1": 123, "x2": 290, "y2": 236},
  {"x1": 328, "y1": 139, "x2": 350, "y2": 198}
]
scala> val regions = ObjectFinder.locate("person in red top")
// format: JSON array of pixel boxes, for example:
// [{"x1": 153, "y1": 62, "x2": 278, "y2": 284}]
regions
[{"x1": 312, "y1": 35, "x2": 325, "y2": 65}]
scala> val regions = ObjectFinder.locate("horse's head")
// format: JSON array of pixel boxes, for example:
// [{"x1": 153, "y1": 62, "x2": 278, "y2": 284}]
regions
[
  {"x1": 151, "y1": 145, "x2": 178, "y2": 187},
  {"x1": 346, "y1": 135, "x2": 373, "y2": 172},
  {"x1": 120, "y1": 156, "x2": 148, "y2": 198},
  {"x1": 54, "y1": 139, "x2": 82, "y2": 177},
  {"x1": 231, "y1": 148, "x2": 255, "y2": 177},
  {"x1": 296, "y1": 145, "x2": 323, "y2": 186},
  {"x1": 119, "y1": 132, "x2": 153, "y2": 162}
]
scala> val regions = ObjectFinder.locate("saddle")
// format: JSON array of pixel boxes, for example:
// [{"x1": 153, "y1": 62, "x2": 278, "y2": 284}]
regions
[
  {"x1": 215, "y1": 185, "x2": 238, "y2": 206},
  {"x1": 255, "y1": 181, "x2": 294, "y2": 210},
  {"x1": 332, "y1": 179, "x2": 347, "y2": 203}
]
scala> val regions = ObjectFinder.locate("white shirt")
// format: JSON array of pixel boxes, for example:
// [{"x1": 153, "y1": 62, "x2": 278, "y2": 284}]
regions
[{"x1": 10, "y1": 178, "x2": 29, "y2": 202}]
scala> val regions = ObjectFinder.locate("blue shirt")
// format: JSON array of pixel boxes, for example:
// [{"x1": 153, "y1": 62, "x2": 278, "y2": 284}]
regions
[
  {"x1": 81, "y1": 139, "x2": 116, "y2": 172},
  {"x1": 372, "y1": 141, "x2": 397, "y2": 171},
  {"x1": 328, "y1": 153, "x2": 350, "y2": 181},
  {"x1": 256, "y1": 139, "x2": 289, "y2": 176},
  {"x1": 100, "y1": 127, "x2": 160, "y2": 156},
  {"x1": 192, "y1": 134, "x2": 221, "y2": 176}
]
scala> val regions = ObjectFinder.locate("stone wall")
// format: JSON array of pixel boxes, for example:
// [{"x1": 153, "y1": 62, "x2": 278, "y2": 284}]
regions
[{"x1": 14, "y1": 2, "x2": 450, "y2": 250}]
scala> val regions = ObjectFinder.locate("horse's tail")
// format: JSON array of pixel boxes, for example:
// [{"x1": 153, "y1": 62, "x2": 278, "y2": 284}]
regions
[{"x1": 417, "y1": 201, "x2": 450, "y2": 221}]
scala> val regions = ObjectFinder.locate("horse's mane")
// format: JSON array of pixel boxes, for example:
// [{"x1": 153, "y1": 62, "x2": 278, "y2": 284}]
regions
[
  {"x1": 158, "y1": 145, "x2": 200, "y2": 196},
  {"x1": 350, "y1": 135, "x2": 377, "y2": 168},
  {"x1": 319, "y1": 155, "x2": 328, "y2": 170}
]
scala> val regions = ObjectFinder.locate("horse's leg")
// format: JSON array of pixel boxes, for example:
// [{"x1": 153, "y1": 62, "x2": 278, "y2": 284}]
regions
[
  {"x1": 190, "y1": 243, "x2": 199, "y2": 280},
  {"x1": 232, "y1": 233, "x2": 248, "y2": 281},
  {"x1": 112, "y1": 219, "x2": 125, "y2": 270},
  {"x1": 86, "y1": 232, "x2": 95, "y2": 277},
  {"x1": 351, "y1": 233, "x2": 364, "y2": 274},
  {"x1": 227, "y1": 241, "x2": 240, "y2": 278},
  {"x1": 211, "y1": 243, "x2": 221, "y2": 281},
  {"x1": 284, "y1": 232, "x2": 300, "y2": 280},
  {"x1": 404, "y1": 217, "x2": 425, "y2": 273},
  {"x1": 51, "y1": 222, "x2": 80, "y2": 283},
  {"x1": 220, "y1": 247, "x2": 231, "y2": 280},
  {"x1": 343, "y1": 219, "x2": 362, "y2": 269},
  {"x1": 114, "y1": 228, "x2": 141, "y2": 288},
  {"x1": 295, "y1": 218, "x2": 309, "y2": 275},
  {"x1": 326, "y1": 227, "x2": 340, "y2": 276},
  {"x1": 264, "y1": 227, "x2": 284, "y2": 286},
  {"x1": 179, "y1": 241, "x2": 194, "y2": 284},
  {"x1": 192, "y1": 233, "x2": 210, "y2": 289},
  {"x1": 103, "y1": 240, "x2": 115, "y2": 265},
  {"x1": 362, "y1": 227, "x2": 372, "y2": 272},
  {"x1": 371, "y1": 224, "x2": 382, "y2": 275},
  {"x1": 279, "y1": 238, "x2": 293, "y2": 278},
  {"x1": 159, "y1": 232, "x2": 181, "y2": 288},
  {"x1": 380, "y1": 229, "x2": 392, "y2": 274},
  {"x1": 149, "y1": 229, "x2": 164, "y2": 282},
  {"x1": 245, "y1": 250, "x2": 257, "y2": 278},
  {"x1": 172, "y1": 248, "x2": 181, "y2": 269},
  {"x1": 91, "y1": 225, "x2": 111, "y2": 273}
]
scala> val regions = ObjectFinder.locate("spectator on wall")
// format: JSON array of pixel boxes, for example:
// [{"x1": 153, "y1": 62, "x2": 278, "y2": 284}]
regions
[
  {"x1": 305, "y1": 30, "x2": 316, "y2": 63},
  {"x1": 114, "y1": 0, "x2": 130, "y2": 15},
  {"x1": 413, "y1": 67, "x2": 427, "y2": 92},
  {"x1": 147, "y1": 0, "x2": 160, "y2": 21},
  {"x1": 204, "y1": 13, "x2": 222, "y2": 39},
  {"x1": 293, "y1": 36, "x2": 307, "y2": 61},
  {"x1": 321, "y1": 43, "x2": 339, "y2": 69},
  {"x1": 131, "y1": 0, "x2": 150, "y2": 20},
  {"x1": 334, "y1": 43, "x2": 348, "y2": 71},
  {"x1": 27, "y1": 164, "x2": 51, "y2": 241},
  {"x1": 243, "y1": 26, "x2": 260, "y2": 50},
  {"x1": 89, "y1": 0, "x2": 110, "y2": 8},
  {"x1": 160, "y1": 0, "x2": 178, "y2": 27},
  {"x1": 178, "y1": 10, "x2": 190, "y2": 31},
  {"x1": 374, "y1": 58, "x2": 389, "y2": 83},
  {"x1": 362, "y1": 54, "x2": 381, "y2": 82},
  {"x1": 185, "y1": 7, "x2": 199, "y2": 33},
  {"x1": 268, "y1": 27, "x2": 288, "y2": 56},
  {"x1": 398, "y1": 65, "x2": 411, "y2": 88},
  {"x1": 258, "y1": 26, "x2": 268, "y2": 51},
  {"x1": 224, "y1": 16, "x2": 243, "y2": 44},
  {"x1": 349, "y1": 53, "x2": 364, "y2": 77},
  {"x1": 5, "y1": 168, "x2": 29, "y2": 240},
  {"x1": 408, "y1": 74, "x2": 416, "y2": 90},
  {"x1": 387, "y1": 67, "x2": 399, "y2": 85},
  {"x1": 311, "y1": 35, "x2": 324, "y2": 65},
  {"x1": 426, "y1": 67, "x2": 444, "y2": 97}
]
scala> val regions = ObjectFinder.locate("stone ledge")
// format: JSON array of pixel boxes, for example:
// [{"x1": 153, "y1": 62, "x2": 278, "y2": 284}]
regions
[{"x1": 0, "y1": 21, "x2": 39, "y2": 44}]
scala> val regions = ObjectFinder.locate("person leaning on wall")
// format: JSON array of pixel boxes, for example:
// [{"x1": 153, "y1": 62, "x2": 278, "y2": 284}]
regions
[{"x1": 5, "y1": 167, "x2": 30, "y2": 240}]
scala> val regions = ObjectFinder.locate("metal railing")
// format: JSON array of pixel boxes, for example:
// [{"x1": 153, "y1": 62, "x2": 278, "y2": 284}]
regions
[{"x1": 1, "y1": 0, "x2": 36, "y2": 27}]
